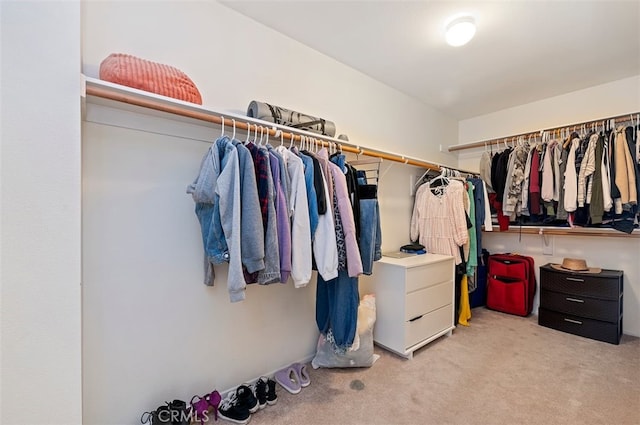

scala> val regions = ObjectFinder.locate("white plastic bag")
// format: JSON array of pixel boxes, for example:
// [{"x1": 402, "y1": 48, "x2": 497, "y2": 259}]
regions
[{"x1": 311, "y1": 294, "x2": 379, "y2": 368}]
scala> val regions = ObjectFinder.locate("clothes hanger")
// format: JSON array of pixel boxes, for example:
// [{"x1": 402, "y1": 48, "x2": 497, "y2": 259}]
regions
[
  {"x1": 429, "y1": 167, "x2": 450, "y2": 195},
  {"x1": 220, "y1": 116, "x2": 225, "y2": 137},
  {"x1": 231, "y1": 119, "x2": 236, "y2": 141},
  {"x1": 245, "y1": 124, "x2": 251, "y2": 144}
]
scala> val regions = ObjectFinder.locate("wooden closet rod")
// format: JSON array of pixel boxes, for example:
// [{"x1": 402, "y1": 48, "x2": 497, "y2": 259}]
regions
[
  {"x1": 448, "y1": 112, "x2": 639, "y2": 152},
  {"x1": 84, "y1": 77, "x2": 476, "y2": 175}
]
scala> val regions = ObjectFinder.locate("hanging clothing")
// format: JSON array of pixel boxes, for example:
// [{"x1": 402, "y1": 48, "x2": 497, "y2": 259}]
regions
[
  {"x1": 357, "y1": 180, "x2": 381, "y2": 275},
  {"x1": 481, "y1": 180, "x2": 493, "y2": 232},
  {"x1": 268, "y1": 150, "x2": 292, "y2": 283},
  {"x1": 411, "y1": 179, "x2": 469, "y2": 265},
  {"x1": 327, "y1": 159, "x2": 363, "y2": 277},
  {"x1": 541, "y1": 142, "x2": 555, "y2": 202},
  {"x1": 563, "y1": 138, "x2": 580, "y2": 213},
  {"x1": 577, "y1": 133, "x2": 598, "y2": 208},
  {"x1": 503, "y1": 145, "x2": 529, "y2": 216},
  {"x1": 528, "y1": 147, "x2": 542, "y2": 215},
  {"x1": 295, "y1": 149, "x2": 319, "y2": 238},
  {"x1": 187, "y1": 136, "x2": 245, "y2": 302},
  {"x1": 556, "y1": 142, "x2": 570, "y2": 220},
  {"x1": 315, "y1": 269, "x2": 359, "y2": 353},
  {"x1": 590, "y1": 134, "x2": 605, "y2": 224},
  {"x1": 312, "y1": 166, "x2": 339, "y2": 281},
  {"x1": 614, "y1": 127, "x2": 637, "y2": 205},
  {"x1": 232, "y1": 140, "x2": 265, "y2": 277},
  {"x1": 479, "y1": 151, "x2": 494, "y2": 193},
  {"x1": 254, "y1": 146, "x2": 281, "y2": 285},
  {"x1": 466, "y1": 183, "x2": 477, "y2": 276},
  {"x1": 601, "y1": 133, "x2": 613, "y2": 212},
  {"x1": 275, "y1": 146, "x2": 312, "y2": 288},
  {"x1": 458, "y1": 274, "x2": 471, "y2": 327},
  {"x1": 520, "y1": 144, "x2": 535, "y2": 217}
]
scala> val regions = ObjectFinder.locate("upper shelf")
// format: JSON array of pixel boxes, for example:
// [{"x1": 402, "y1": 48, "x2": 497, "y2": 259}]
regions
[
  {"x1": 448, "y1": 112, "x2": 639, "y2": 152},
  {"x1": 81, "y1": 76, "x2": 469, "y2": 173}
]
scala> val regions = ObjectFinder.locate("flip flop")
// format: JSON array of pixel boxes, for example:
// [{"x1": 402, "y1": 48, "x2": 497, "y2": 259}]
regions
[
  {"x1": 291, "y1": 362, "x2": 310, "y2": 387},
  {"x1": 274, "y1": 366, "x2": 302, "y2": 394}
]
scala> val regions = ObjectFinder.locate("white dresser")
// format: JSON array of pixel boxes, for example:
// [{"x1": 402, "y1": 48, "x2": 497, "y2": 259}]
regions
[{"x1": 359, "y1": 253, "x2": 455, "y2": 359}]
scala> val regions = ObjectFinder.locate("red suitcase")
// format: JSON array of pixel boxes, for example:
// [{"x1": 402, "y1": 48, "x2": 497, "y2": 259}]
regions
[{"x1": 487, "y1": 254, "x2": 536, "y2": 316}]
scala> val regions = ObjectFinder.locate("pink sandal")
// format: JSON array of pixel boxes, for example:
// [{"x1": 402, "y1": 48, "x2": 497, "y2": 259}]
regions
[{"x1": 189, "y1": 390, "x2": 221, "y2": 423}]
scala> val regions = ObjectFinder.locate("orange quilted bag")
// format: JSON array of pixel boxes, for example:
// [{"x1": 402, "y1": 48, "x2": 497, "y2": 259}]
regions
[{"x1": 99, "y1": 53, "x2": 202, "y2": 104}]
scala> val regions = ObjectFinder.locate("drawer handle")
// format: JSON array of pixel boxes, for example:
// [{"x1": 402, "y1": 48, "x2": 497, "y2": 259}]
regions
[
  {"x1": 564, "y1": 318, "x2": 583, "y2": 325},
  {"x1": 409, "y1": 314, "x2": 424, "y2": 322},
  {"x1": 566, "y1": 277, "x2": 585, "y2": 282},
  {"x1": 565, "y1": 297, "x2": 585, "y2": 303}
]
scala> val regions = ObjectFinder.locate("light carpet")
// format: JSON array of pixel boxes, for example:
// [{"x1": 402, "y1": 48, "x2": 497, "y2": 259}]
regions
[{"x1": 245, "y1": 308, "x2": 639, "y2": 425}]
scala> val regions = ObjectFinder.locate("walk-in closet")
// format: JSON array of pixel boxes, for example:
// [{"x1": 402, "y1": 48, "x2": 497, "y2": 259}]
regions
[{"x1": 2, "y1": 1, "x2": 639, "y2": 424}]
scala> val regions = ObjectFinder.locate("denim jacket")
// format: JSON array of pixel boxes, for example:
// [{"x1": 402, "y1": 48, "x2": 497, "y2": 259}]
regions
[{"x1": 187, "y1": 136, "x2": 245, "y2": 302}]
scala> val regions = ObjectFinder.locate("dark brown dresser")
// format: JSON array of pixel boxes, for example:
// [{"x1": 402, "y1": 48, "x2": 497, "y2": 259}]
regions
[{"x1": 538, "y1": 263, "x2": 623, "y2": 344}]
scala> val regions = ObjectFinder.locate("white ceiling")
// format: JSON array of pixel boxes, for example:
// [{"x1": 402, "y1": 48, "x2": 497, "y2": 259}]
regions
[{"x1": 222, "y1": 1, "x2": 640, "y2": 120}]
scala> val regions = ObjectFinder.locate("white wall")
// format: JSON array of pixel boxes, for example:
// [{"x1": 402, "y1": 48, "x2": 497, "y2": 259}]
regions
[
  {"x1": 454, "y1": 76, "x2": 640, "y2": 337},
  {"x1": 81, "y1": 1, "x2": 457, "y2": 423},
  {"x1": 0, "y1": 1, "x2": 82, "y2": 424}
]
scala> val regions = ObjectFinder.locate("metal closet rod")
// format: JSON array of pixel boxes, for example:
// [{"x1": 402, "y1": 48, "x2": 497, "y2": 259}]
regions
[
  {"x1": 448, "y1": 111, "x2": 640, "y2": 152},
  {"x1": 85, "y1": 82, "x2": 475, "y2": 175}
]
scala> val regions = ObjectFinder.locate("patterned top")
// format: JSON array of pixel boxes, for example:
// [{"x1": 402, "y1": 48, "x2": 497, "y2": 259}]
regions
[{"x1": 410, "y1": 179, "x2": 469, "y2": 265}]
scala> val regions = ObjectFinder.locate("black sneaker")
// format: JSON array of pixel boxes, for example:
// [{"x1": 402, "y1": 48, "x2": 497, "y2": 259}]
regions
[
  {"x1": 218, "y1": 390, "x2": 251, "y2": 425},
  {"x1": 236, "y1": 384, "x2": 259, "y2": 414},
  {"x1": 254, "y1": 378, "x2": 268, "y2": 410},
  {"x1": 266, "y1": 378, "x2": 278, "y2": 406}
]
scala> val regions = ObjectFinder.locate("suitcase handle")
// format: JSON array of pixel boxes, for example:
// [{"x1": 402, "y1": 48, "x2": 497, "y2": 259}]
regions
[
  {"x1": 565, "y1": 297, "x2": 584, "y2": 303},
  {"x1": 563, "y1": 318, "x2": 583, "y2": 325},
  {"x1": 566, "y1": 277, "x2": 585, "y2": 282}
]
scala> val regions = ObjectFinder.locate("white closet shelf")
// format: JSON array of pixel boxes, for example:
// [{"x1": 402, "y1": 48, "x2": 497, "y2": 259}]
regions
[
  {"x1": 448, "y1": 111, "x2": 639, "y2": 152},
  {"x1": 81, "y1": 75, "x2": 471, "y2": 173},
  {"x1": 483, "y1": 226, "x2": 640, "y2": 238}
]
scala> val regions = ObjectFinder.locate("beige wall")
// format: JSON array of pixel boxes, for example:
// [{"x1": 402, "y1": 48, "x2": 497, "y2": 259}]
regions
[
  {"x1": 81, "y1": 1, "x2": 458, "y2": 423},
  {"x1": 1, "y1": 1, "x2": 82, "y2": 424}
]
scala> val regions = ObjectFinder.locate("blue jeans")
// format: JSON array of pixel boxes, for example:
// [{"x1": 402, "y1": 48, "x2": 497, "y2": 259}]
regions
[
  {"x1": 357, "y1": 183, "x2": 381, "y2": 275},
  {"x1": 316, "y1": 269, "x2": 359, "y2": 352},
  {"x1": 359, "y1": 198, "x2": 381, "y2": 275}
]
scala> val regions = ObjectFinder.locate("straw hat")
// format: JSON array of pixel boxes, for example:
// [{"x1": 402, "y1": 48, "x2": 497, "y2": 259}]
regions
[{"x1": 550, "y1": 258, "x2": 601, "y2": 274}]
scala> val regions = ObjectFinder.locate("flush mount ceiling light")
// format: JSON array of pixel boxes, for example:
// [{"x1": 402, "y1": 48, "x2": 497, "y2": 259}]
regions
[{"x1": 445, "y1": 16, "x2": 476, "y2": 47}]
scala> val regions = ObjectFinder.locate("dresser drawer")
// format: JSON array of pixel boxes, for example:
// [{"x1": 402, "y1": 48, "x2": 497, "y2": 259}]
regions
[
  {"x1": 540, "y1": 289, "x2": 620, "y2": 322},
  {"x1": 538, "y1": 308, "x2": 622, "y2": 345},
  {"x1": 540, "y1": 268, "x2": 620, "y2": 300},
  {"x1": 406, "y1": 260, "x2": 452, "y2": 293},
  {"x1": 405, "y1": 280, "x2": 452, "y2": 321},
  {"x1": 405, "y1": 304, "x2": 453, "y2": 349}
]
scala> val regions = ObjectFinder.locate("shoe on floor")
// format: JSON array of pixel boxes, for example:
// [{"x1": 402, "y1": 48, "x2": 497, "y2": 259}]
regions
[
  {"x1": 218, "y1": 387, "x2": 252, "y2": 424},
  {"x1": 274, "y1": 366, "x2": 301, "y2": 394},
  {"x1": 253, "y1": 377, "x2": 268, "y2": 410},
  {"x1": 266, "y1": 378, "x2": 278, "y2": 405},
  {"x1": 291, "y1": 362, "x2": 311, "y2": 387}
]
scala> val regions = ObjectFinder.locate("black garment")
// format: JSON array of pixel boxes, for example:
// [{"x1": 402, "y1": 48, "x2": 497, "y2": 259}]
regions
[
  {"x1": 302, "y1": 151, "x2": 327, "y2": 214},
  {"x1": 609, "y1": 130, "x2": 621, "y2": 199},
  {"x1": 625, "y1": 125, "x2": 640, "y2": 205},
  {"x1": 590, "y1": 134, "x2": 605, "y2": 225},
  {"x1": 492, "y1": 148, "x2": 512, "y2": 201},
  {"x1": 344, "y1": 163, "x2": 361, "y2": 240}
]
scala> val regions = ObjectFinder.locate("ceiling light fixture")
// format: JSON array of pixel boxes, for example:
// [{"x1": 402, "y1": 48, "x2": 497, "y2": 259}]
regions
[{"x1": 445, "y1": 16, "x2": 476, "y2": 47}]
